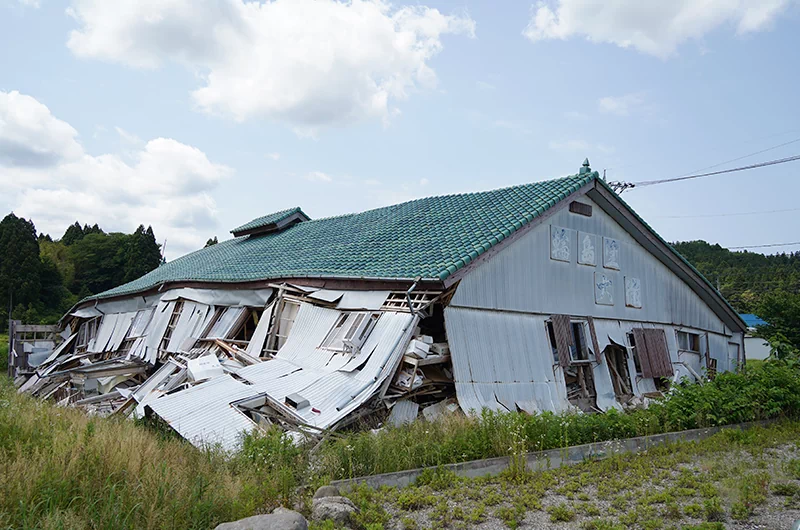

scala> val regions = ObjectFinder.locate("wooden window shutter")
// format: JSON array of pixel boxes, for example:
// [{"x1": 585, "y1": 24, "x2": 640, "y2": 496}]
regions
[
  {"x1": 552, "y1": 315, "x2": 573, "y2": 368},
  {"x1": 632, "y1": 328, "x2": 654, "y2": 378},
  {"x1": 587, "y1": 317, "x2": 601, "y2": 359},
  {"x1": 643, "y1": 329, "x2": 674, "y2": 378}
]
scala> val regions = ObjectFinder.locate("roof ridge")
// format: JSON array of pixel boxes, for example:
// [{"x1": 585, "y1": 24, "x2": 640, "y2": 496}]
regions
[{"x1": 301, "y1": 172, "x2": 593, "y2": 225}]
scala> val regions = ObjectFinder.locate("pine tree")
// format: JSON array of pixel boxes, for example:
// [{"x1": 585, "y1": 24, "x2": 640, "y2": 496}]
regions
[
  {"x1": 62, "y1": 222, "x2": 84, "y2": 246},
  {"x1": 0, "y1": 213, "x2": 42, "y2": 309},
  {"x1": 122, "y1": 225, "x2": 162, "y2": 282},
  {"x1": 205, "y1": 236, "x2": 218, "y2": 247}
]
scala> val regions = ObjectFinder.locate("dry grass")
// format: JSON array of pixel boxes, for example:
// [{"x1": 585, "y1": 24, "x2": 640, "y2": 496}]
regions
[{"x1": 0, "y1": 378, "x2": 295, "y2": 530}]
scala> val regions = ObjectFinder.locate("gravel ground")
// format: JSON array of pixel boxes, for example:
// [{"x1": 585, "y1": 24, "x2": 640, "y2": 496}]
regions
[{"x1": 344, "y1": 423, "x2": 800, "y2": 530}]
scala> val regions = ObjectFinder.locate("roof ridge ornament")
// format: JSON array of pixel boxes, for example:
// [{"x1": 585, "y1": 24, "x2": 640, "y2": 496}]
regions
[{"x1": 579, "y1": 158, "x2": 591, "y2": 175}]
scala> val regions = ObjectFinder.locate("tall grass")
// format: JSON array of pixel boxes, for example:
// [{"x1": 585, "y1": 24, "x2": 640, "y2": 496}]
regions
[
  {"x1": 0, "y1": 378, "x2": 301, "y2": 530},
  {"x1": 0, "y1": 333, "x2": 8, "y2": 373},
  {"x1": 315, "y1": 361, "x2": 800, "y2": 478}
]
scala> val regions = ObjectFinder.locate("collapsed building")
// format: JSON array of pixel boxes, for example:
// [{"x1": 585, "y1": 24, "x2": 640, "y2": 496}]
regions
[{"x1": 8, "y1": 161, "x2": 747, "y2": 451}]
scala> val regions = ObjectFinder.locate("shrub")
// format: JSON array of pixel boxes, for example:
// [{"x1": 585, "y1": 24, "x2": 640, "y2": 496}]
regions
[{"x1": 547, "y1": 502, "x2": 576, "y2": 522}]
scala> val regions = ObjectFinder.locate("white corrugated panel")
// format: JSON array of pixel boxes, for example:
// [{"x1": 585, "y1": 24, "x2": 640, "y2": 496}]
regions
[
  {"x1": 147, "y1": 374, "x2": 259, "y2": 451},
  {"x1": 308, "y1": 290, "x2": 345, "y2": 303},
  {"x1": 90, "y1": 313, "x2": 119, "y2": 353},
  {"x1": 337, "y1": 291, "x2": 391, "y2": 310},
  {"x1": 388, "y1": 399, "x2": 419, "y2": 427},
  {"x1": 142, "y1": 301, "x2": 176, "y2": 363},
  {"x1": 446, "y1": 306, "x2": 568, "y2": 415},
  {"x1": 160, "y1": 287, "x2": 273, "y2": 307},
  {"x1": 37, "y1": 333, "x2": 77, "y2": 370},
  {"x1": 207, "y1": 307, "x2": 246, "y2": 339},
  {"x1": 245, "y1": 303, "x2": 274, "y2": 357},
  {"x1": 167, "y1": 302, "x2": 210, "y2": 352},
  {"x1": 108, "y1": 312, "x2": 136, "y2": 352}
]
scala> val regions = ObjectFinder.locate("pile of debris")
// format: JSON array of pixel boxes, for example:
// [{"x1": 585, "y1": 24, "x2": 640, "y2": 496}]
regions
[{"x1": 8, "y1": 284, "x2": 460, "y2": 450}]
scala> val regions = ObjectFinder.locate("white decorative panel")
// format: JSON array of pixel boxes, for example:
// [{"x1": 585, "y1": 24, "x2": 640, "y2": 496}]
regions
[
  {"x1": 594, "y1": 272, "x2": 614, "y2": 306},
  {"x1": 625, "y1": 277, "x2": 642, "y2": 308},
  {"x1": 550, "y1": 225, "x2": 572, "y2": 262},
  {"x1": 603, "y1": 237, "x2": 620, "y2": 270},
  {"x1": 577, "y1": 232, "x2": 597, "y2": 266}
]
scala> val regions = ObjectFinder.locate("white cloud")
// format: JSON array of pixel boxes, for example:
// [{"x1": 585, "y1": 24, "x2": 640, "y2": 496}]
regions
[
  {"x1": 523, "y1": 0, "x2": 792, "y2": 58},
  {"x1": 419, "y1": 178, "x2": 430, "y2": 186},
  {"x1": 0, "y1": 91, "x2": 82, "y2": 167},
  {"x1": 598, "y1": 93, "x2": 645, "y2": 116},
  {"x1": 67, "y1": 0, "x2": 475, "y2": 134},
  {"x1": 265, "y1": 152, "x2": 280, "y2": 161},
  {"x1": 476, "y1": 81, "x2": 496, "y2": 91},
  {"x1": 115, "y1": 126, "x2": 142, "y2": 145},
  {"x1": 18, "y1": 0, "x2": 40, "y2": 7},
  {"x1": 304, "y1": 171, "x2": 333, "y2": 183},
  {"x1": 0, "y1": 90, "x2": 231, "y2": 258}
]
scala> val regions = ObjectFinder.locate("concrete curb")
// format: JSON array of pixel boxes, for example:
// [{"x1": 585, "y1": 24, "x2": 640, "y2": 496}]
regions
[{"x1": 331, "y1": 418, "x2": 779, "y2": 490}]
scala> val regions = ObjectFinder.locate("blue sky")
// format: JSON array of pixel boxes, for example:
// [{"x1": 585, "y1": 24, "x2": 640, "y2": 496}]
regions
[{"x1": 1, "y1": 0, "x2": 798, "y2": 259}]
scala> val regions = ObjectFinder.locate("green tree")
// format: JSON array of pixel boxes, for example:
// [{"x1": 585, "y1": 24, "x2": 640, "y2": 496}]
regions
[
  {"x1": 205, "y1": 236, "x2": 218, "y2": 247},
  {"x1": 0, "y1": 214, "x2": 42, "y2": 309},
  {"x1": 757, "y1": 291, "x2": 800, "y2": 350},
  {"x1": 123, "y1": 225, "x2": 162, "y2": 283},
  {"x1": 61, "y1": 222, "x2": 84, "y2": 246},
  {"x1": 69, "y1": 232, "x2": 129, "y2": 295}
]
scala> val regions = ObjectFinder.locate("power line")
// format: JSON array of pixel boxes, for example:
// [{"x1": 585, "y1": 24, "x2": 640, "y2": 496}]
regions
[
  {"x1": 652, "y1": 206, "x2": 800, "y2": 219},
  {"x1": 670, "y1": 137, "x2": 800, "y2": 179},
  {"x1": 728, "y1": 241, "x2": 800, "y2": 250},
  {"x1": 634, "y1": 154, "x2": 800, "y2": 187}
]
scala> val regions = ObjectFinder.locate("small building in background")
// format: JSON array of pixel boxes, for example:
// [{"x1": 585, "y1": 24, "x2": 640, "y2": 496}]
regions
[{"x1": 739, "y1": 313, "x2": 771, "y2": 361}]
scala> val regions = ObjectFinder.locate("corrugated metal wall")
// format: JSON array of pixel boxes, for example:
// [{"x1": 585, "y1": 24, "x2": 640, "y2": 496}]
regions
[
  {"x1": 447, "y1": 195, "x2": 744, "y2": 413},
  {"x1": 451, "y1": 196, "x2": 732, "y2": 335}
]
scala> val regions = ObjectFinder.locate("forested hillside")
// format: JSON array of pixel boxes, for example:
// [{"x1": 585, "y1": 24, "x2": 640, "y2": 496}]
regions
[
  {"x1": 0, "y1": 214, "x2": 161, "y2": 330},
  {"x1": 673, "y1": 240, "x2": 800, "y2": 351}
]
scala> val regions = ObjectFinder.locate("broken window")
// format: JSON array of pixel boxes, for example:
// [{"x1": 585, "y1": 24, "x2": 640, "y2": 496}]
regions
[
  {"x1": 677, "y1": 331, "x2": 701, "y2": 353},
  {"x1": 320, "y1": 312, "x2": 380, "y2": 354},
  {"x1": 605, "y1": 345, "x2": 633, "y2": 403},
  {"x1": 548, "y1": 315, "x2": 598, "y2": 412},
  {"x1": 627, "y1": 332, "x2": 643, "y2": 376},
  {"x1": 76, "y1": 317, "x2": 100, "y2": 352},
  {"x1": 119, "y1": 308, "x2": 154, "y2": 355},
  {"x1": 159, "y1": 301, "x2": 184, "y2": 355},
  {"x1": 275, "y1": 300, "x2": 300, "y2": 350}
]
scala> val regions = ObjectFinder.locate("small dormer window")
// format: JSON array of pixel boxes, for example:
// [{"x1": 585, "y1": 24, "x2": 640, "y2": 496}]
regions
[{"x1": 231, "y1": 207, "x2": 310, "y2": 238}]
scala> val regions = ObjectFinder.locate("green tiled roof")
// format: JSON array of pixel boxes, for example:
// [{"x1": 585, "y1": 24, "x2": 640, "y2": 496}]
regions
[
  {"x1": 230, "y1": 207, "x2": 306, "y2": 235},
  {"x1": 92, "y1": 171, "x2": 596, "y2": 300}
]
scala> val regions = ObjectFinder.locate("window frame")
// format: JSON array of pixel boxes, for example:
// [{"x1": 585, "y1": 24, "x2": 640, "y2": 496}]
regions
[{"x1": 676, "y1": 330, "x2": 701, "y2": 354}]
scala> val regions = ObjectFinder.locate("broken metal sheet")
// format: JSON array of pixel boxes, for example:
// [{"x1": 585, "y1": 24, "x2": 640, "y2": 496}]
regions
[
  {"x1": 108, "y1": 312, "x2": 137, "y2": 352},
  {"x1": 70, "y1": 307, "x2": 103, "y2": 319},
  {"x1": 90, "y1": 313, "x2": 120, "y2": 353},
  {"x1": 167, "y1": 302, "x2": 209, "y2": 353},
  {"x1": 147, "y1": 374, "x2": 260, "y2": 452},
  {"x1": 207, "y1": 307, "x2": 247, "y2": 339},
  {"x1": 307, "y1": 289, "x2": 345, "y2": 303},
  {"x1": 422, "y1": 399, "x2": 459, "y2": 422},
  {"x1": 97, "y1": 374, "x2": 135, "y2": 394},
  {"x1": 141, "y1": 301, "x2": 176, "y2": 363},
  {"x1": 160, "y1": 287, "x2": 273, "y2": 307},
  {"x1": 245, "y1": 303, "x2": 274, "y2": 357},
  {"x1": 388, "y1": 399, "x2": 419, "y2": 427},
  {"x1": 129, "y1": 308, "x2": 155, "y2": 338},
  {"x1": 446, "y1": 306, "x2": 568, "y2": 415},
  {"x1": 132, "y1": 360, "x2": 180, "y2": 403},
  {"x1": 337, "y1": 291, "x2": 391, "y2": 311}
]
